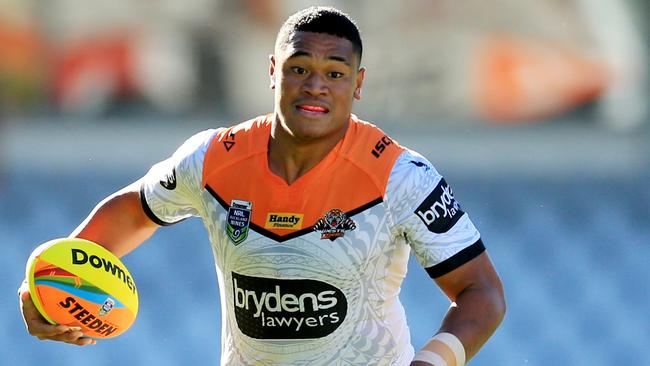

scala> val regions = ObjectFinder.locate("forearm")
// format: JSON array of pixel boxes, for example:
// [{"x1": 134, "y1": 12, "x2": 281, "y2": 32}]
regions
[
  {"x1": 411, "y1": 285, "x2": 505, "y2": 366},
  {"x1": 413, "y1": 251, "x2": 506, "y2": 366},
  {"x1": 70, "y1": 181, "x2": 159, "y2": 257},
  {"x1": 436, "y1": 284, "x2": 506, "y2": 361}
]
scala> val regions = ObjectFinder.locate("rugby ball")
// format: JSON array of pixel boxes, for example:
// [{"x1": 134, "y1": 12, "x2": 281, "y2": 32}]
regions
[{"x1": 25, "y1": 238, "x2": 138, "y2": 338}]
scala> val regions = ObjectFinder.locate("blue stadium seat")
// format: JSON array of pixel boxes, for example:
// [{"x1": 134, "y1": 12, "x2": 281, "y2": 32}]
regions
[{"x1": 3, "y1": 170, "x2": 649, "y2": 365}]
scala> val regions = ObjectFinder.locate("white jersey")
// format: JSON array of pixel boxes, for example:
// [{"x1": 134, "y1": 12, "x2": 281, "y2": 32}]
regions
[{"x1": 140, "y1": 115, "x2": 483, "y2": 365}]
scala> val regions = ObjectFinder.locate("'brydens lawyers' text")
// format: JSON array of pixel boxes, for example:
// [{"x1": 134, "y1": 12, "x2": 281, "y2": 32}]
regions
[{"x1": 231, "y1": 272, "x2": 347, "y2": 339}]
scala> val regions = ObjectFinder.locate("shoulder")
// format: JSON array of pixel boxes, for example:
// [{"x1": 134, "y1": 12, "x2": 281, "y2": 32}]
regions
[
  {"x1": 340, "y1": 115, "x2": 404, "y2": 159},
  {"x1": 206, "y1": 114, "x2": 271, "y2": 158},
  {"x1": 385, "y1": 148, "x2": 447, "y2": 221},
  {"x1": 389, "y1": 149, "x2": 442, "y2": 185},
  {"x1": 148, "y1": 128, "x2": 219, "y2": 183},
  {"x1": 149, "y1": 129, "x2": 220, "y2": 173},
  {"x1": 174, "y1": 129, "x2": 220, "y2": 159},
  {"x1": 202, "y1": 114, "x2": 272, "y2": 184},
  {"x1": 337, "y1": 115, "x2": 406, "y2": 192},
  {"x1": 388, "y1": 148, "x2": 444, "y2": 198}
]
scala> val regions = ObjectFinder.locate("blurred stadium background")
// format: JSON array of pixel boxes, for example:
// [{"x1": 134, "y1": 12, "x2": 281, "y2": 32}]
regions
[{"x1": 1, "y1": 0, "x2": 648, "y2": 365}]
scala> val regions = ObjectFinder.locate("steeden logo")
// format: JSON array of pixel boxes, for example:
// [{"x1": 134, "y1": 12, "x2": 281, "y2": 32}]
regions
[{"x1": 264, "y1": 213, "x2": 304, "y2": 230}]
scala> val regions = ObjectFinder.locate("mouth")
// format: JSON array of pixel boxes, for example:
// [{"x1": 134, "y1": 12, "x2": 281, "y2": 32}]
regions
[{"x1": 296, "y1": 103, "x2": 330, "y2": 115}]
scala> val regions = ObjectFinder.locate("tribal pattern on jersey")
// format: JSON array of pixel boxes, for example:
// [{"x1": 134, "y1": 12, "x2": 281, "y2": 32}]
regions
[{"x1": 140, "y1": 114, "x2": 483, "y2": 366}]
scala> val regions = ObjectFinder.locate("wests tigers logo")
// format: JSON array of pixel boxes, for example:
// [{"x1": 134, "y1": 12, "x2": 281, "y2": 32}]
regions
[{"x1": 313, "y1": 209, "x2": 356, "y2": 241}]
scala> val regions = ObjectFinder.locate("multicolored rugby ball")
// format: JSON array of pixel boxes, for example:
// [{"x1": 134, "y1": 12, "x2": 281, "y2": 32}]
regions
[{"x1": 26, "y1": 238, "x2": 138, "y2": 338}]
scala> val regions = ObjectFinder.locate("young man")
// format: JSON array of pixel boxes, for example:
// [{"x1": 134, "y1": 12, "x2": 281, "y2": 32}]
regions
[{"x1": 20, "y1": 7, "x2": 505, "y2": 366}]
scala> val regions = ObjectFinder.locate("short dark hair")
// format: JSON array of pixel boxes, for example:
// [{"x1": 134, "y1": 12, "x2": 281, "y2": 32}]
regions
[{"x1": 275, "y1": 6, "x2": 363, "y2": 63}]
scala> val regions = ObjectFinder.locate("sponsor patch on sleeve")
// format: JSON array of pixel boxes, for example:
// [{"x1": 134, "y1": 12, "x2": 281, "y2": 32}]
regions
[{"x1": 414, "y1": 178, "x2": 464, "y2": 233}]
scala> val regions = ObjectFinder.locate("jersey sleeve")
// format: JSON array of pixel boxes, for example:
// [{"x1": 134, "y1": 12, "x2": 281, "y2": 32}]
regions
[
  {"x1": 139, "y1": 129, "x2": 219, "y2": 225},
  {"x1": 385, "y1": 150, "x2": 485, "y2": 278}
]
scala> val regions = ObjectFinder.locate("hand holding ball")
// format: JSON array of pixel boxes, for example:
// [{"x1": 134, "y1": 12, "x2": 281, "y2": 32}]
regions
[{"x1": 25, "y1": 238, "x2": 138, "y2": 339}]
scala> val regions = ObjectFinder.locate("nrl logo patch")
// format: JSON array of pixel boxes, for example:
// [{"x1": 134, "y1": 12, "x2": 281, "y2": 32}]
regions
[
  {"x1": 98, "y1": 297, "x2": 115, "y2": 316},
  {"x1": 314, "y1": 209, "x2": 356, "y2": 241},
  {"x1": 226, "y1": 199, "x2": 252, "y2": 245}
]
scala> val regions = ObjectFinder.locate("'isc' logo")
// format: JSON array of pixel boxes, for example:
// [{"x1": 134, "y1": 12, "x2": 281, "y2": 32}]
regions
[{"x1": 371, "y1": 135, "x2": 392, "y2": 158}]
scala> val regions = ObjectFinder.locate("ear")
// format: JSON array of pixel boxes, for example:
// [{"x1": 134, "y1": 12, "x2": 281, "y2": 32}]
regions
[
  {"x1": 269, "y1": 54, "x2": 276, "y2": 90},
  {"x1": 353, "y1": 67, "x2": 366, "y2": 100}
]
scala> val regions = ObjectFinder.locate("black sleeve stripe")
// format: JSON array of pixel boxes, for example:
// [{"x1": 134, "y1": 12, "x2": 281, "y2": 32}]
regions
[
  {"x1": 139, "y1": 184, "x2": 176, "y2": 227},
  {"x1": 424, "y1": 239, "x2": 486, "y2": 279}
]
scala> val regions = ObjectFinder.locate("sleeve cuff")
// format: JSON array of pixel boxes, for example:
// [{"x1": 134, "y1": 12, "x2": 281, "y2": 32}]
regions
[
  {"x1": 424, "y1": 239, "x2": 486, "y2": 278},
  {"x1": 139, "y1": 183, "x2": 175, "y2": 227}
]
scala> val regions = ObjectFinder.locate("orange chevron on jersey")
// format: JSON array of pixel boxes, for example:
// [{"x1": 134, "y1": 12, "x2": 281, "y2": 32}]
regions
[{"x1": 201, "y1": 114, "x2": 405, "y2": 240}]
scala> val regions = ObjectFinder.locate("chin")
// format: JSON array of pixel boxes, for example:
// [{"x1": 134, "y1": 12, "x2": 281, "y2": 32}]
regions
[
  {"x1": 286, "y1": 117, "x2": 329, "y2": 138},
  {"x1": 291, "y1": 126, "x2": 327, "y2": 141}
]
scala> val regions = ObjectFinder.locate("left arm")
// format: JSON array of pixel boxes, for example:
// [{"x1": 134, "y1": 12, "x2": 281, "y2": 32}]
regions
[
  {"x1": 384, "y1": 151, "x2": 505, "y2": 365},
  {"x1": 412, "y1": 251, "x2": 506, "y2": 365}
]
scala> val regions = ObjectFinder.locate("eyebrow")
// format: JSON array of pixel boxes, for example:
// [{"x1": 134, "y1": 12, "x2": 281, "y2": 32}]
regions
[{"x1": 287, "y1": 51, "x2": 352, "y2": 66}]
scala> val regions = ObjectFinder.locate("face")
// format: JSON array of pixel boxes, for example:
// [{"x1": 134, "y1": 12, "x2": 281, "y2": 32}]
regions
[{"x1": 270, "y1": 31, "x2": 365, "y2": 143}]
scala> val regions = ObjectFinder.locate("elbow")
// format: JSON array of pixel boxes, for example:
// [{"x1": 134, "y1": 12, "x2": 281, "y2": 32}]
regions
[
  {"x1": 492, "y1": 282, "x2": 507, "y2": 329},
  {"x1": 471, "y1": 277, "x2": 506, "y2": 332},
  {"x1": 495, "y1": 291, "x2": 507, "y2": 328}
]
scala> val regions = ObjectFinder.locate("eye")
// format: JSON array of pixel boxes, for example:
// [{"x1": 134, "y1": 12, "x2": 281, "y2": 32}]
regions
[
  {"x1": 329, "y1": 71, "x2": 344, "y2": 79},
  {"x1": 290, "y1": 66, "x2": 307, "y2": 75}
]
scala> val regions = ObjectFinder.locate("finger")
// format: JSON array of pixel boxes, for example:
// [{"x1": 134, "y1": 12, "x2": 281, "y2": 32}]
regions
[
  {"x1": 20, "y1": 290, "x2": 43, "y2": 321},
  {"x1": 32, "y1": 322, "x2": 85, "y2": 338},
  {"x1": 20, "y1": 290, "x2": 36, "y2": 315},
  {"x1": 47, "y1": 331, "x2": 96, "y2": 346},
  {"x1": 69, "y1": 337, "x2": 97, "y2": 346},
  {"x1": 20, "y1": 290, "x2": 93, "y2": 344},
  {"x1": 20, "y1": 289, "x2": 30, "y2": 302},
  {"x1": 21, "y1": 297, "x2": 45, "y2": 325},
  {"x1": 19, "y1": 291, "x2": 51, "y2": 333},
  {"x1": 21, "y1": 294, "x2": 81, "y2": 338},
  {"x1": 61, "y1": 334, "x2": 97, "y2": 346}
]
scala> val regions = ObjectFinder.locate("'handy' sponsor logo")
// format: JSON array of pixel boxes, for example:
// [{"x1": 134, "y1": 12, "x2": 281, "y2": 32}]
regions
[
  {"x1": 264, "y1": 213, "x2": 304, "y2": 229},
  {"x1": 232, "y1": 272, "x2": 347, "y2": 339}
]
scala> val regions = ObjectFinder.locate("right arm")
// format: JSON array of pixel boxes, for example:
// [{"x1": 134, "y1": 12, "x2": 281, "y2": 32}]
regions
[
  {"x1": 70, "y1": 180, "x2": 160, "y2": 257},
  {"x1": 20, "y1": 128, "x2": 216, "y2": 346},
  {"x1": 20, "y1": 181, "x2": 159, "y2": 346}
]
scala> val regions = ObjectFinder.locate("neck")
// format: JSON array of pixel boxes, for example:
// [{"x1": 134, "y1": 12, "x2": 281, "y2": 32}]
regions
[{"x1": 268, "y1": 117, "x2": 348, "y2": 185}]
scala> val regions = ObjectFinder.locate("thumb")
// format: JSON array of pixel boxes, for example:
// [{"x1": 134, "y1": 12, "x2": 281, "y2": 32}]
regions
[
  {"x1": 20, "y1": 290, "x2": 31, "y2": 302},
  {"x1": 19, "y1": 289, "x2": 46, "y2": 324},
  {"x1": 20, "y1": 289, "x2": 40, "y2": 319}
]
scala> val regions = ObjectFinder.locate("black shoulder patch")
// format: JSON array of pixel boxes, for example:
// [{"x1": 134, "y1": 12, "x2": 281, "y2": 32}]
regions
[{"x1": 414, "y1": 178, "x2": 464, "y2": 233}]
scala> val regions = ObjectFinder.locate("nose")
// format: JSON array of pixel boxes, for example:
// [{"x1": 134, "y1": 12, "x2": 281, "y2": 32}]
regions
[{"x1": 301, "y1": 72, "x2": 328, "y2": 96}]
